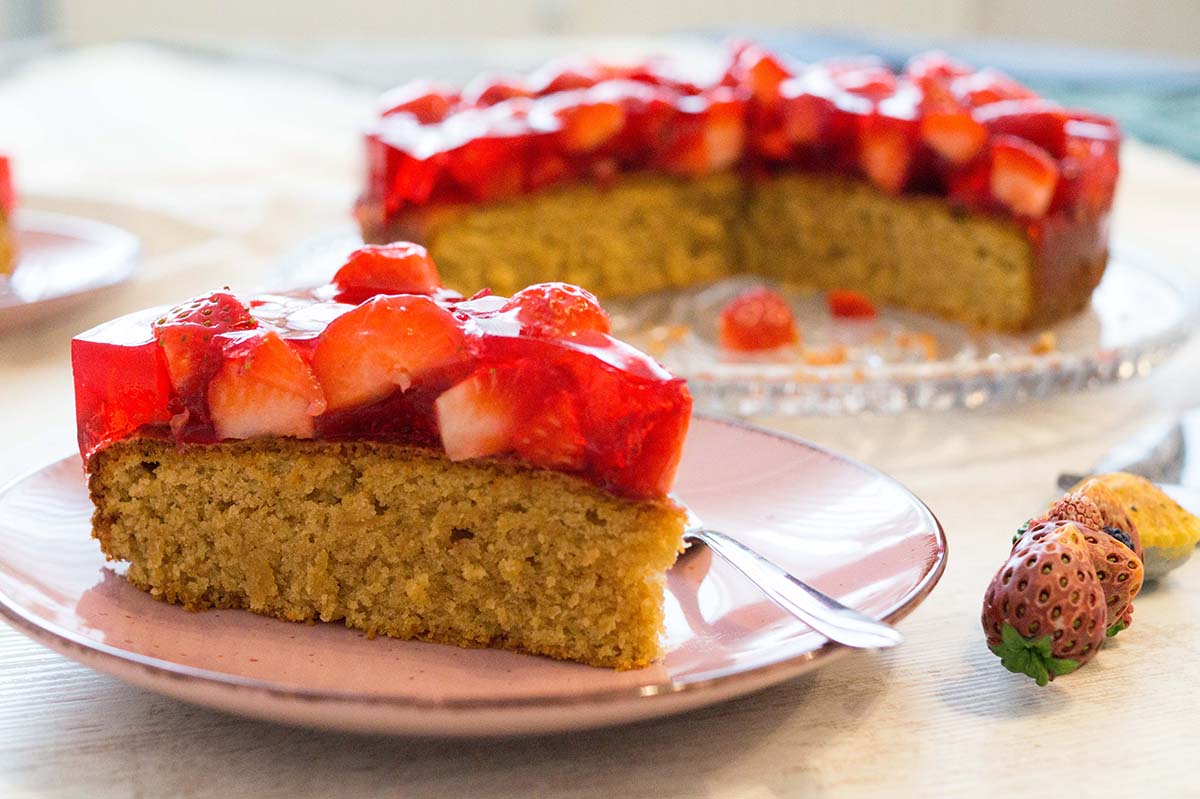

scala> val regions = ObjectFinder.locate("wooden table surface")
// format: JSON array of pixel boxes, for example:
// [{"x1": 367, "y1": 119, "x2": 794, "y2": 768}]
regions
[{"x1": 2, "y1": 43, "x2": 1200, "y2": 799}]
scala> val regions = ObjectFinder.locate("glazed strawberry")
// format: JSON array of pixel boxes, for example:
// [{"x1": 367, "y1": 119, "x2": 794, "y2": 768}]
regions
[
  {"x1": 311, "y1": 295, "x2": 469, "y2": 412},
  {"x1": 974, "y1": 99, "x2": 1069, "y2": 159},
  {"x1": 718, "y1": 287, "x2": 798, "y2": 352},
  {"x1": 332, "y1": 243, "x2": 442, "y2": 304},
  {"x1": 435, "y1": 366, "x2": 526, "y2": 461},
  {"x1": 462, "y1": 75, "x2": 531, "y2": 107},
  {"x1": 904, "y1": 52, "x2": 972, "y2": 85},
  {"x1": 828, "y1": 289, "x2": 878, "y2": 319},
  {"x1": 379, "y1": 81, "x2": 458, "y2": 123},
  {"x1": 556, "y1": 100, "x2": 626, "y2": 153},
  {"x1": 446, "y1": 134, "x2": 526, "y2": 201},
  {"x1": 989, "y1": 135, "x2": 1060, "y2": 217},
  {"x1": 512, "y1": 390, "x2": 587, "y2": 471},
  {"x1": 152, "y1": 291, "x2": 258, "y2": 394},
  {"x1": 501, "y1": 282, "x2": 611, "y2": 338},
  {"x1": 662, "y1": 91, "x2": 745, "y2": 175},
  {"x1": 952, "y1": 68, "x2": 1036, "y2": 108},
  {"x1": 1077, "y1": 526, "x2": 1143, "y2": 637},
  {"x1": 207, "y1": 332, "x2": 327, "y2": 440},
  {"x1": 729, "y1": 45, "x2": 792, "y2": 105},
  {"x1": 859, "y1": 107, "x2": 912, "y2": 194},
  {"x1": 982, "y1": 521, "x2": 1107, "y2": 685},
  {"x1": 919, "y1": 109, "x2": 987, "y2": 165}
]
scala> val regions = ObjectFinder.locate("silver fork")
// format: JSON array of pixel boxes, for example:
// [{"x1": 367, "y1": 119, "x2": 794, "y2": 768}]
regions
[{"x1": 683, "y1": 523, "x2": 904, "y2": 650}]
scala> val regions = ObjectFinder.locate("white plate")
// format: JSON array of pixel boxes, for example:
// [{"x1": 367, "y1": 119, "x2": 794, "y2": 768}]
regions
[
  {"x1": 0, "y1": 417, "x2": 945, "y2": 737},
  {"x1": 0, "y1": 210, "x2": 141, "y2": 333}
]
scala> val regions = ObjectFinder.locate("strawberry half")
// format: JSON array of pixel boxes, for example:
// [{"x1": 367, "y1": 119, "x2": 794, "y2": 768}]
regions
[
  {"x1": 379, "y1": 81, "x2": 458, "y2": 123},
  {"x1": 501, "y1": 282, "x2": 611, "y2": 338},
  {"x1": 718, "y1": 287, "x2": 798, "y2": 352},
  {"x1": 152, "y1": 290, "x2": 258, "y2": 395},
  {"x1": 332, "y1": 243, "x2": 443, "y2": 304},
  {"x1": 990, "y1": 134, "x2": 1060, "y2": 217},
  {"x1": 311, "y1": 295, "x2": 469, "y2": 412},
  {"x1": 556, "y1": 100, "x2": 626, "y2": 153},
  {"x1": 435, "y1": 367, "x2": 526, "y2": 461},
  {"x1": 858, "y1": 111, "x2": 918, "y2": 195},
  {"x1": 919, "y1": 109, "x2": 987, "y2": 165},
  {"x1": 512, "y1": 390, "x2": 587, "y2": 472},
  {"x1": 207, "y1": 331, "x2": 327, "y2": 440},
  {"x1": 974, "y1": 99, "x2": 1069, "y2": 159}
]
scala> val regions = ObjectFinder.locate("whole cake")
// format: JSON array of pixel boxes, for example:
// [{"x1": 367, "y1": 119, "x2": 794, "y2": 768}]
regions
[
  {"x1": 0, "y1": 155, "x2": 16, "y2": 276},
  {"x1": 73, "y1": 243, "x2": 691, "y2": 669},
  {"x1": 356, "y1": 44, "x2": 1120, "y2": 331}
]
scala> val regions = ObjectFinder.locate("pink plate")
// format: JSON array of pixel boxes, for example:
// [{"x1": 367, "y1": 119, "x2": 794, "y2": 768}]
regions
[
  {"x1": 0, "y1": 417, "x2": 946, "y2": 736},
  {"x1": 0, "y1": 210, "x2": 140, "y2": 333}
]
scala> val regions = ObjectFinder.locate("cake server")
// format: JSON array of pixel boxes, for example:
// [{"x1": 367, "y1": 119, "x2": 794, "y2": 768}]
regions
[{"x1": 682, "y1": 520, "x2": 904, "y2": 650}]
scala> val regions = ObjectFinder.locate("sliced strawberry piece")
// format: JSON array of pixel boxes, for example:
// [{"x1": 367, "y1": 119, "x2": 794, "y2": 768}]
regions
[
  {"x1": 512, "y1": 390, "x2": 586, "y2": 471},
  {"x1": 527, "y1": 62, "x2": 601, "y2": 96},
  {"x1": 858, "y1": 111, "x2": 918, "y2": 195},
  {"x1": 974, "y1": 99, "x2": 1069, "y2": 159},
  {"x1": 501, "y1": 282, "x2": 611, "y2": 338},
  {"x1": 445, "y1": 135, "x2": 525, "y2": 201},
  {"x1": 556, "y1": 100, "x2": 626, "y2": 153},
  {"x1": 207, "y1": 332, "x2": 327, "y2": 440},
  {"x1": 828, "y1": 289, "x2": 878, "y2": 319},
  {"x1": 461, "y1": 75, "x2": 531, "y2": 107},
  {"x1": 990, "y1": 135, "x2": 1060, "y2": 217},
  {"x1": 718, "y1": 287, "x2": 799, "y2": 352},
  {"x1": 779, "y1": 88, "x2": 835, "y2": 145},
  {"x1": 311, "y1": 295, "x2": 469, "y2": 412},
  {"x1": 435, "y1": 367, "x2": 526, "y2": 461},
  {"x1": 332, "y1": 243, "x2": 442, "y2": 304},
  {"x1": 952, "y1": 68, "x2": 1036, "y2": 108},
  {"x1": 662, "y1": 92, "x2": 746, "y2": 175},
  {"x1": 0, "y1": 156, "x2": 14, "y2": 214},
  {"x1": 152, "y1": 291, "x2": 258, "y2": 394},
  {"x1": 379, "y1": 82, "x2": 458, "y2": 123},
  {"x1": 905, "y1": 52, "x2": 972, "y2": 84},
  {"x1": 729, "y1": 45, "x2": 792, "y2": 104},
  {"x1": 920, "y1": 109, "x2": 987, "y2": 164}
]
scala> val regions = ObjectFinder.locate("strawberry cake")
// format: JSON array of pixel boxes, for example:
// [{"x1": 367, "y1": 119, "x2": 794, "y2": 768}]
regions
[
  {"x1": 73, "y1": 243, "x2": 691, "y2": 669},
  {"x1": 0, "y1": 155, "x2": 16, "y2": 276},
  {"x1": 356, "y1": 44, "x2": 1119, "y2": 332}
]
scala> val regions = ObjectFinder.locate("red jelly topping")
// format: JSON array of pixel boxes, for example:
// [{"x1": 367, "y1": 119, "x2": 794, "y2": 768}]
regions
[
  {"x1": 356, "y1": 43, "x2": 1120, "y2": 235},
  {"x1": 71, "y1": 243, "x2": 692, "y2": 500},
  {"x1": 0, "y1": 156, "x2": 14, "y2": 214}
]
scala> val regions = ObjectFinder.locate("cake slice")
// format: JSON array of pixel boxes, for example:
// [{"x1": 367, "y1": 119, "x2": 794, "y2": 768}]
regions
[
  {"x1": 0, "y1": 155, "x2": 16, "y2": 276},
  {"x1": 73, "y1": 243, "x2": 691, "y2": 669}
]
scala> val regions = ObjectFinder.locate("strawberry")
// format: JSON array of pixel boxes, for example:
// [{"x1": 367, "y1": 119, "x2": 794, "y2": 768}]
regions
[
  {"x1": 310, "y1": 295, "x2": 469, "y2": 412},
  {"x1": 501, "y1": 282, "x2": 611, "y2": 338},
  {"x1": 729, "y1": 45, "x2": 792, "y2": 105},
  {"x1": 379, "y1": 81, "x2": 458, "y2": 123},
  {"x1": 857, "y1": 109, "x2": 918, "y2": 195},
  {"x1": 974, "y1": 99, "x2": 1069, "y2": 159},
  {"x1": 1077, "y1": 526, "x2": 1144, "y2": 637},
  {"x1": 207, "y1": 332, "x2": 327, "y2": 440},
  {"x1": 951, "y1": 68, "x2": 1036, "y2": 108},
  {"x1": 461, "y1": 74, "x2": 531, "y2": 107},
  {"x1": 152, "y1": 291, "x2": 258, "y2": 394},
  {"x1": 446, "y1": 135, "x2": 526, "y2": 202},
  {"x1": 435, "y1": 366, "x2": 526, "y2": 461},
  {"x1": 512, "y1": 390, "x2": 587, "y2": 471},
  {"x1": 904, "y1": 52, "x2": 972, "y2": 85},
  {"x1": 919, "y1": 109, "x2": 987, "y2": 165},
  {"x1": 989, "y1": 135, "x2": 1059, "y2": 217},
  {"x1": 718, "y1": 287, "x2": 798, "y2": 352},
  {"x1": 832, "y1": 62, "x2": 897, "y2": 102},
  {"x1": 661, "y1": 91, "x2": 745, "y2": 175},
  {"x1": 331, "y1": 243, "x2": 442, "y2": 304},
  {"x1": 555, "y1": 100, "x2": 626, "y2": 153},
  {"x1": 828, "y1": 289, "x2": 878, "y2": 319},
  {"x1": 982, "y1": 521, "x2": 1107, "y2": 685}
]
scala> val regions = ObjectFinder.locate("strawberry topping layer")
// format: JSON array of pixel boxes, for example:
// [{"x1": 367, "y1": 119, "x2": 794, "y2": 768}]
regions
[
  {"x1": 356, "y1": 44, "x2": 1119, "y2": 229},
  {"x1": 71, "y1": 244, "x2": 692, "y2": 500}
]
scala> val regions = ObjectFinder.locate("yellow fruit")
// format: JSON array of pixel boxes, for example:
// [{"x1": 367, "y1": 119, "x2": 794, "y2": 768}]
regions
[{"x1": 1070, "y1": 472, "x2": 1200, "y2": 579}]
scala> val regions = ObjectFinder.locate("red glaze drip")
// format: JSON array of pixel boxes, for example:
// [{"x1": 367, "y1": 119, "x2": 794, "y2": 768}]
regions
[{"x1": 72, "y1": 250, "x2": 691, "y2": 500}]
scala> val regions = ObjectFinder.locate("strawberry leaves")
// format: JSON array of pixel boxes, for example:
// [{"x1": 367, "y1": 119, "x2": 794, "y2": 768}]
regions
[{"x1": 989, "y1": 623, "x2": 1080, "y2": 687}]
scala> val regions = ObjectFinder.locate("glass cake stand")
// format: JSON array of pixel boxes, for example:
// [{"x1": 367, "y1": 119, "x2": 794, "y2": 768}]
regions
[{"x1": 275, "y1": 232, "x2": 1196, "y2": 416}]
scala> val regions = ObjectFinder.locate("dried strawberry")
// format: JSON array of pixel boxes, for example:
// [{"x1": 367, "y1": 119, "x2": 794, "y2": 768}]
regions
[
  {"x1": 331, "y1": 243, "x2": 442, "y2": 304},
  {"x1": 501, "y1": 282, "x2": 611, "y2": 338},
  {"x1": 718, "y1": 287, "x2": 798, "y2": 352},
  {"x1": 982, "y1": 521, "x2": 1107, "y2": 685}
]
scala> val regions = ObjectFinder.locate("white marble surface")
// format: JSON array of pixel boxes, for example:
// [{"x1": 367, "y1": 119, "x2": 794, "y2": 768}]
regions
[{"x1": 2, "y1": 43, "x2": 1200, "y2": 799}]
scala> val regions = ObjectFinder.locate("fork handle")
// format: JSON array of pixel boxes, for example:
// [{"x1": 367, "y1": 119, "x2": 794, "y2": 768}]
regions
[{"x1": 685, "y1": 528, "x2": 904, "y2": 650}]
